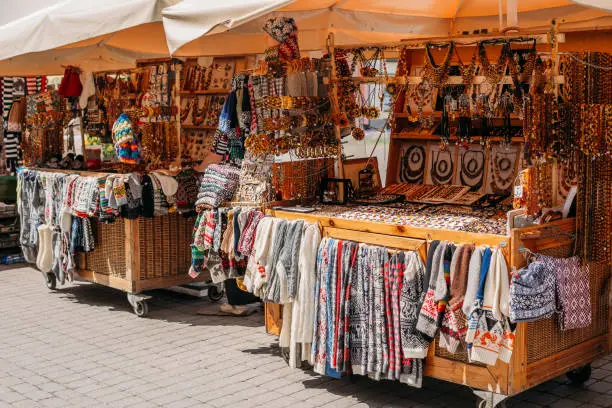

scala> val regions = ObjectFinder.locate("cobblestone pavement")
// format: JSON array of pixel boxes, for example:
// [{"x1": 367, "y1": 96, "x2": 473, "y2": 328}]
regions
[{"x1": 0, "y1": 266, "x2": 611, "y2": 408}]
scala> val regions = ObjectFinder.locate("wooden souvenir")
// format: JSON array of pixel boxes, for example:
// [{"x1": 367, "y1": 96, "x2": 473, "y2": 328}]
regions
[{"x1": 343, "y1": 157, "x2": 381, "y2": 194}]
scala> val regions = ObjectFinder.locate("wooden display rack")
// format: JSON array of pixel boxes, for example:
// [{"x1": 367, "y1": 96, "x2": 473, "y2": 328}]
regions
[{"x1": 268, "y1": 209, "x2": 608, "y2": 405}]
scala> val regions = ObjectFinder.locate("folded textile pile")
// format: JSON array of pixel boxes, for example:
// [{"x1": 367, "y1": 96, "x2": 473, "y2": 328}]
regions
[{"x1": 195, "y1": 164, "x2": 241, "y2": 208}]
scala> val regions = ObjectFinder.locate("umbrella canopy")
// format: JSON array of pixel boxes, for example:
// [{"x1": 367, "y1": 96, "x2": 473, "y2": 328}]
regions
[
  {"x1": 0, "y1": 0, "x2": 178, "y2": 75},
  {"x1": 573, "y1": 0, "x2": 612, "y2": 12},
  {"x1": 163, "y1": 0, "x2": 612, "y2": 56}
]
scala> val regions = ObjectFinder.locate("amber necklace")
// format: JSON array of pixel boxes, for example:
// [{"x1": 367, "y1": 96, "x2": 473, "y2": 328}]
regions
[
  {"x1": 456, "y1": 46, "x2": 477, "y2": 92},
  {"x1": 423, "y1": 42, "x2": 455, "y2": 87},
  {"x1": 479, "y1": 41, "x2": 509, "y2": 86}
]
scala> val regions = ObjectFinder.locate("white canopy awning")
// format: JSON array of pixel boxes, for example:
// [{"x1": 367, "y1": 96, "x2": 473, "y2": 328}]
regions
[
  {"x1": 163, "y1": 0, "x2": 612, "y2": 56},
  {"x1": 0, "y1": 0, "x2": 178, "y2": 75},
  {"x1": 0, "y1": 0, "x2": 611, "y2": 75}
]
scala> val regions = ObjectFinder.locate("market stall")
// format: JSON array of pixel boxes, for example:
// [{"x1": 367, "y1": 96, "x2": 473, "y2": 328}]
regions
[
  {"x1": 3, "y1": 2, "x2": 611, "y2": 405},
  {"x1": 190, "y1": 22, "x2": 609, "y2": 406},
  {"x1": 16, "y1": 57, "x2": 252, "y2": 315}
]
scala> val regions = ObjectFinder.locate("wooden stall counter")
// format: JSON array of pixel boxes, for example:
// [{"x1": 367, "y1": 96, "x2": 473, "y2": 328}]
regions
[{"x1": 268, "y1": 207, "x2": 606, "y2": 401}]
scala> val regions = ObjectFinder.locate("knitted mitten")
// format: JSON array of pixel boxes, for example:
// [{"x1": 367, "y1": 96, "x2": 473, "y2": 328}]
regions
[
  {"x1": 470, "y1": 311, "x2": 504, "y2": 366},
  {"x1": 113, "y1": 178, "x2": 128, "y2": 207}
]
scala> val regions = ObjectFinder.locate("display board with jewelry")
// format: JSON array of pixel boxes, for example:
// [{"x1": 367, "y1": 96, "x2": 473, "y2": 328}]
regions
[
  {"x1": 76, "y1": 59, "x2": 182, "y2": 170},
  {"x1": 391, "y1": 38, "x2": 543, "y2": 147},
  {"x1": 22, "y1": 90, "x2": 65, "y2": 166}
]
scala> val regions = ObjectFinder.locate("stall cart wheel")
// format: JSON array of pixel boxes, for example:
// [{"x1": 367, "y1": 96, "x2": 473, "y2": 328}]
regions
[
  {"x1": 133, "y1": 300, "x2": 149, "y2": 317},
  {"x1": 127, "y1": 293, "x2": 152, "y2": 317},
  {"x1": 208, "y1": 284, "x2": 224, "y2": 302},
  {"x1": 473, "y1": 390, "x2": 507, "y2": 408},
  {"x1": 45, "y1": 272, "x2": 57, "y2": 290},
  {"x1": 567, "y1": 364, "x2": 592, "y2": 385}
]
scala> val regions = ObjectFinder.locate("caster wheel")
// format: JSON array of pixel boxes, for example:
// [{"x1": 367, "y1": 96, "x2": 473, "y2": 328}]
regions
[
  {"x1": 45, "y1": 273, "x2": 57, "y2": 290},
  {"x1": 208, "y1": 284, "x2": 224, "y2": 302},
  {"x1": 133, "y1": 300, "x2": 149, "y2": 317},
  {"x1": 567, "y1": 364, "x2": 591, "y2": 385}
]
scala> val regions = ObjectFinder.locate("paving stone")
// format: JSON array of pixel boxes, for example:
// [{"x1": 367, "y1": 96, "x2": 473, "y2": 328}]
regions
[{"x1": 0, "y1": 266, "x2": 610, "y2": 408}]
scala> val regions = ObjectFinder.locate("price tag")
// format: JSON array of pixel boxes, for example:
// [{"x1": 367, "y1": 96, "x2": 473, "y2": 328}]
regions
[{"x1": 514, "y1": 185, "x2": 523, "y2": 198}]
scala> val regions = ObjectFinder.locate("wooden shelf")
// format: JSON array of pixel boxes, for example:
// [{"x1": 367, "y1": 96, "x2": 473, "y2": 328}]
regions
[
  {"x1": 180, "y1": 89, "x2": 229, "y2": 95},
  {"x1": 182, "y1": 124, "x2": 218, "y2": 130},
  {"x1": 391, "y1": 131, "x2": 523, "y2": 143}
]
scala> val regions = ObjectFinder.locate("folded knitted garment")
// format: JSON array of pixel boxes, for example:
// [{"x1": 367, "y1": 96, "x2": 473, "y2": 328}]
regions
[
  {"x1": 509, "y1": 261, "x2": 556, "y2": 323},
  {"x1": 195, "y1": 164, "x2": 241, "y2": 208},
  {"x1": 537, "y1": 254, "x2": 591, "y2": 330}
]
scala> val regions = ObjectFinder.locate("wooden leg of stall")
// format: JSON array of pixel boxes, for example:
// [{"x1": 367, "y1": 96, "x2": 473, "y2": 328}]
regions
[{"x1": 265, "y1": 302, "x2": 283, "y2": 336}]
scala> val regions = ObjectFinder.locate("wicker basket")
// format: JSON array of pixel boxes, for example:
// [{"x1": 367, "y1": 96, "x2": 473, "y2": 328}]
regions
[{"x1": 83, "y1": 214, "x2": 196, "y2": 285}]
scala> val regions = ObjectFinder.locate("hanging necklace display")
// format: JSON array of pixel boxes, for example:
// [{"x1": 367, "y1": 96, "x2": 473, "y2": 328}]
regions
[
  {"x1": 496, "y1": 91, "x2": 514, "y2": 147},
  {"x1": 353, "y1": 47, "x2": 382, "y2": 78},
  {"x1": 191, "y1": 98, "x2": 207, "y2": 126},
  {"x1": 475, "y1": 89, "x2": 493, "y2": 148},
  {"x1": 411, "y1": 81, "x2": 434, "y2": 128},
  {"x1": 457, "y1": 93, "x2": 472, "y2": 148},
  {"x1": 423, "y1": 42, "x2": 455, "y2": 87},
  {"x1": 430, "y1": 149, "x2": 454, "y2": 185},
  {"x1": 440, "y1": 90, "x2": 456, "y2": 148},
  {"x1": 459, "y1": 148, "x2": 485, "y2": 191},
  {"x1": 456, "y1": 46, "x2": 478, "y2": 91},
  {"x1": 507, "y1": 39, "x2": 537, "y2": 116},
  {"x1": 399, "y1": 144, "x2": 426, "y2": 183},
  {"x1": 479, "y1": 41, "x2": 510, "y2": 86}
]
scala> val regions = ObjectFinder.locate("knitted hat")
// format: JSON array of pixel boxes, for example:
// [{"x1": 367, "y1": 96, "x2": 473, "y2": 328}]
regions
[
  {"x1": 112, "y1": 113, "x2": 141, "y2": 164},
  {"x1": 509, "y1": 261, "x2": 556, "y2": 323},
  {"x1": 263, "y1": 17, "x2": 300, "y2": 60}
]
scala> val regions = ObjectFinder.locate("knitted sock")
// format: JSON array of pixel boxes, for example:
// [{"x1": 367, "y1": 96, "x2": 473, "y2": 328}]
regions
[
  {"x1": 82, "y1": 218, "x2": 95, "y2": 252},
  {"x1": 416, "y1": 243, "x2": 446, "y2": 341},
  {"x1": 36, "y1": 225, "x2": 53, "y2": 273},
  {"x1": 189, "y1": 244, "x2": 206, "y2": 278},
  {"x1": 499, "y1": 318, "x2": 516, "y2": 364}
]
